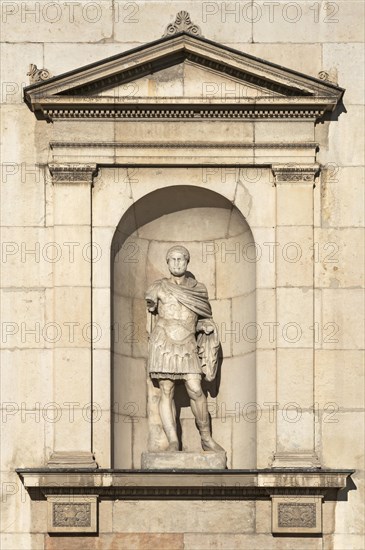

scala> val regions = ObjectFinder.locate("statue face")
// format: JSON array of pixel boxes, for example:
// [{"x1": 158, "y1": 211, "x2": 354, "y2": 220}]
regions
[{"x1": 167, "y1": 251, "x2": 188, "y2": 277}]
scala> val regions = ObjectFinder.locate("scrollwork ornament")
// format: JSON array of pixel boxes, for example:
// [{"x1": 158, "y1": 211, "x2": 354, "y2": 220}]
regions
[
  {"x1": 53, "y1": 503, "x2": 91, "y2": 528},
  {"x1": 318, "y1": 69, "x2": 338, "y2": 85},
  {"x1": 27, "y1": 64, "x2": 52, "y2": 84},
  {"x1": 278, "y1": 503, "x2": 316, "y2": 528}
]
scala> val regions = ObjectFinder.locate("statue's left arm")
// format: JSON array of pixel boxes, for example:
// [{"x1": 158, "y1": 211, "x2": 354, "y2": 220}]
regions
[{"x1": 194, "y1": 283, "x2": 220, "y2": 382}]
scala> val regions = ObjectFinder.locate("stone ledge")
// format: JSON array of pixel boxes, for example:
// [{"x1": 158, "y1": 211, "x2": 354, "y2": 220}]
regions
[{"x1": 17, "y1": 468, "x2": 354, "y2": 501}]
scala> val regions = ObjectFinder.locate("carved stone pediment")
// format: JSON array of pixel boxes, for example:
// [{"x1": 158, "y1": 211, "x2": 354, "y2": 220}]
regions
[{"x1": 24, "y1": 32, "x2": 344, "y2": 122}]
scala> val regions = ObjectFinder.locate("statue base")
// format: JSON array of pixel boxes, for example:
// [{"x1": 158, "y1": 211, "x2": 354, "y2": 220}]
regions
[{"x1": 141, "y1": 451, "x2": 227, "y2": 470}]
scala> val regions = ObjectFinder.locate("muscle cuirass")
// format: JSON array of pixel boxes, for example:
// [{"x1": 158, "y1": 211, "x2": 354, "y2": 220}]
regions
[
  {"x1": 145, "y1": 277, "x2": 216, "y2": 380},
  {"x1": 157, "y1": 290, "x2": 198, "y2": 341}
]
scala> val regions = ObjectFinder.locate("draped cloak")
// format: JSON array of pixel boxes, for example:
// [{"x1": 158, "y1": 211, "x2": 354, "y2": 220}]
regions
[{"x1": 146, "y1": 277, "x2": 219, "y2": 381}]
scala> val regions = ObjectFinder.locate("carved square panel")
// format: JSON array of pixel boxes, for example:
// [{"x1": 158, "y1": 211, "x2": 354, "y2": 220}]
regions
[
  {"x1": 271, "y1": 495, "x2": 322, "y2": 534},
  {"x1": 46, "y1": 495, "x2": 97, "y2": 533}
]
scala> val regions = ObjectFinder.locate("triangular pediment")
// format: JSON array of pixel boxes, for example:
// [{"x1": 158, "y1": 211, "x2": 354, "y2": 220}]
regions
[
  {"x1": 91, "y1": 60, "x2": 284, "y2": 100},
  {"x1": 24, "y1": 32, "x2": 344, "y2": 121}
]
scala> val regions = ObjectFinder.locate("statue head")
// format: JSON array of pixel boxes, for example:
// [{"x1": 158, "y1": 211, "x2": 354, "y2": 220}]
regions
[
  {"x1": 166, "y1": 245, "x2": 190, "y2": 277},
  {"x1": 166, "y1": 245, "x2": 190, "y2": 263}
]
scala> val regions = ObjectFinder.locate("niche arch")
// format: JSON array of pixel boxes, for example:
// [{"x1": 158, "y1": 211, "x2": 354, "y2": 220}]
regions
[{"x1": 111, "y1": 185, "x2": 257, "y2": 469}]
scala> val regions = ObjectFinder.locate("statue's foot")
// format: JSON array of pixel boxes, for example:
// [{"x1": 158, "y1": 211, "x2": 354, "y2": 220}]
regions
[
  {"x1": 201, "y1": 435, "x2": 225, "y2": 453},
  {"x1": 166, "y1": 441, "x2": 179, "y2": 452}
]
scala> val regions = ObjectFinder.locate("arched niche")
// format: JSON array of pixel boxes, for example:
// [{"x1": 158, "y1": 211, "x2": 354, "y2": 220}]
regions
[{"x1": 111, "y1": 185, "x2": 256, "y2": 469}]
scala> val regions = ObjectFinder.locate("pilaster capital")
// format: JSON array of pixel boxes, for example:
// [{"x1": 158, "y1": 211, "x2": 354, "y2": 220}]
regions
[
  {"x1": 272, "y1": 163, "x2": 320, "y2": 185},
  {"x1": 48, "y1": 163, "x2": 98, "y2": 185}
]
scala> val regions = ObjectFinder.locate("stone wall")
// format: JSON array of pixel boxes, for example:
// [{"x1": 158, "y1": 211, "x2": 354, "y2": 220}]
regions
[{"x1": 1, "y1": 2, "x2": 364, "y2": 549}]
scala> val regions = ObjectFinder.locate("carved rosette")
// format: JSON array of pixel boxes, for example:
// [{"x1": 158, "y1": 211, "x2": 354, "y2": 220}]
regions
[
  {"x1": 163, "y1": 11, "x2": 202, "y2": 37},
  {"x1": 49, "y1": 163, "x2": 98, "y2": 185},
  {"x1": 272, "y1": 163, "x2": 320, "y2": 185}
]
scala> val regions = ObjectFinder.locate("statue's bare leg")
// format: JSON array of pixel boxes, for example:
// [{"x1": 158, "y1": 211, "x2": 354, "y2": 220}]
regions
[
  {"x1": 159, "y1": 379, "x2": 179, "y2": 451},
  {"x1": 184, "y1": 377, "x2": 224, "y2": 452}
]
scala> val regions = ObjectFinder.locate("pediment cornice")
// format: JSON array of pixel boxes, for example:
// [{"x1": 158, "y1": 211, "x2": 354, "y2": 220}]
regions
[{"x1": 24, "y1": 32, "x2": 344, "y2": 122}]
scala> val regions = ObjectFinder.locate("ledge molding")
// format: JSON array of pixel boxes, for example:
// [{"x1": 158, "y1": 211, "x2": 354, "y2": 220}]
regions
[{"x1": 17, "y1": 468, "x2": 354, "y2": 500}]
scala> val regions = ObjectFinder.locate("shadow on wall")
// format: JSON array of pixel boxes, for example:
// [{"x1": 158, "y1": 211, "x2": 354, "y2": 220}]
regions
[{"x1": 111, "y1": 185, "x2": 257, "y2": 469}]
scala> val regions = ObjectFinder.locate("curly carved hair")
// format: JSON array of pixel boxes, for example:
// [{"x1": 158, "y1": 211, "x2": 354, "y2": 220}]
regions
[{"x1": 166, "y1": 245, "x2": 190, "y2": 263}]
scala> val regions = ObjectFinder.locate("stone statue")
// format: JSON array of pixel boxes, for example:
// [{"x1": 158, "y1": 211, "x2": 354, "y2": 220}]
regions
[{"x1": 145, "y1": 245, "x2": 224, "y2": 453}]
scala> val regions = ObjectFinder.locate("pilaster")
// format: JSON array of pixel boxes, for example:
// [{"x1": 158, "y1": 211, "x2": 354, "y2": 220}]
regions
[
  {"x1": 47, "y1": 163, "x2": 98, "y2": 469},
  {"x1": 271, "y1": 163, "x2": 320, "y2": 469}
]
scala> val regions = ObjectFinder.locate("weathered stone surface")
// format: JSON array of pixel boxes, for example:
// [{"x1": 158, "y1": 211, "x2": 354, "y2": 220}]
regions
[
  {"x1": 319, "y1": 167, "x2": 364, "y2": 228},
  {"x1": 322, "y1": 43, "x2": 364, "y2": 105},
  {"x1": 276, "y1": 411, "x2": 317, "y2": 456},
  {"x1": 317, "y1": 105, "x2": 365, "y2": 167},
  {"x1": 251, "y1": 227, "x2": 277, "y2": 289},
  {"x1": 315, "y1": 350, "x2": 365, "y2": 408},
  {"x1": 314, "y1": 228, "x2": 364, "y2": 288},
  {"x1": 44, "y1": 43, "x2": 134, "y2": 76},
  {"x1": 215, "y1": 232, "x2": 256, "y2": 299},
  {"x1": 276, "y1": 288, "x2": 314, "y2": 348},
  {"x1": 242, "y1": 43, "x2": 322, "y2": 75},
  {"x1": 234, "y1": 173, "x2": 276, "y2": 228},
  {"x1": 321, "y1": 412, "x2": 365, "y2": 469},
  {"x1": 1, "y1": 411, "x2": 46, "y2": 469},
  {"x1": 141, "y1": 451, "x2": 227, "y2": 470},
  {"x1": 114, "y1": 357, "x2": 147, "y2": 419},
  {"x1": 0, "y1": 534, "x2": 45, "y2": 550},
  {"x1": 334, "y1": 472, "x2": 365, "y2": 536},
  {"x1": 276, "y1": 182, "x2": 314, "y2": 226},
  {"x1": 323, "y1": 535, "x2": 365, "y2": 550},
  {"x1": 1, "y1": 1, "x2": 113, "y2": 43},
  {"x1": 113, "y1": 417, "x2": 133, "y2": 469},
  {"x1": 277, "y1": 349, "x2": 313, "y2": 409},
  {"x1": 112, "y1": 500, "x2": 254, "y2": 533},
  {"x1": 216, "y1": 353, "x2": 256, "y2": 414},
  {"x1": 113, "y1": 2, "x2": 252, "y2": 44},
  {"x1": 45, "y1": 533, "x2": 184, "y2": 550},
  {"x1": 231, "y1": 291, "x2": 256, "y2": 356},
  {"x1": 321, "y1": 289, "x2": 364, "y2": 349},
  {"x1": 183, "y1": 532, "x2": 322, "y2": 549},
  {"x1": 1, "y1": 349, "x2": 53, "y2": 404},
  {"x1": 253, "y1": 0, "x2": 364, "y2": 44}
]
